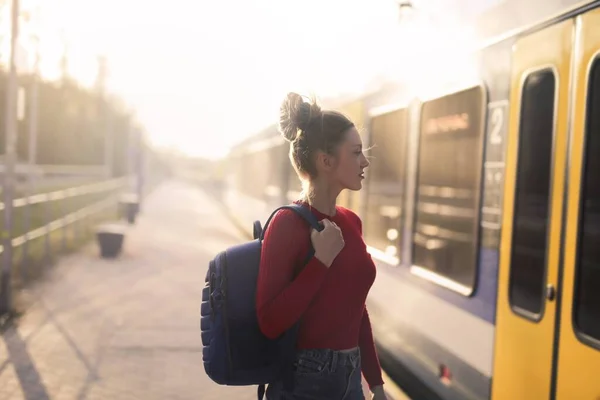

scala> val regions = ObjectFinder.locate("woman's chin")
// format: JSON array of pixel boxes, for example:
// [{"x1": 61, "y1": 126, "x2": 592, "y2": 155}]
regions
[{"x1": 346, "y1": 181, "x2": 363, "y2": 191}]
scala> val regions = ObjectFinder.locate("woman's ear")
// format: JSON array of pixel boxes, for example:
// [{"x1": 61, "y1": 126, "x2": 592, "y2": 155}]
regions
[{"x1": 314, "y1": 150, "x2": 336, "y2": 173}]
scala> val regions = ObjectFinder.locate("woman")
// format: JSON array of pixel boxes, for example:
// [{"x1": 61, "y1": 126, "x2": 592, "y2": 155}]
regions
[{"x1": 255, "y1": 93, "x2": 388, "y2": 400}]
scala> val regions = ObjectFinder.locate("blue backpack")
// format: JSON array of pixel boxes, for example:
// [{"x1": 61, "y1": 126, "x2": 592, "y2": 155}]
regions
[{"x1": 200, "y1": 204, "x2": 322, "y2": 399}]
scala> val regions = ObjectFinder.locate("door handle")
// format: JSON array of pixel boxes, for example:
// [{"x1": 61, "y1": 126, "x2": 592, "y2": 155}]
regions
[{"x1": 546, "y1": 284, "x2": 556, "y2": 301}]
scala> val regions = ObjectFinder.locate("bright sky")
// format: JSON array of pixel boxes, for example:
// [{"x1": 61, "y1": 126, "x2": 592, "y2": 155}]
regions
[{"x1": 8, "y1": 0, "x2": 493, "y2": 159}]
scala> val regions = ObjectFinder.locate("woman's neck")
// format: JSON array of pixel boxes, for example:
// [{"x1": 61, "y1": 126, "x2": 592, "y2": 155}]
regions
[{"x1": 303, "y1": 180, "x2": 340, "y2": 216}]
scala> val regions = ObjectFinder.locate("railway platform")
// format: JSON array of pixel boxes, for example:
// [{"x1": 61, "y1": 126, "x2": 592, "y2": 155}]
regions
[{"x1": 0, "y1": 180, "x2": 410, "y2": 400}]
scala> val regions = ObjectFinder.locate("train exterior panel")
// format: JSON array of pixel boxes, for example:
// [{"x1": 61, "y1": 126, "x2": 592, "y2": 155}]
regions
[{"x1": 362, "y1": 38, "x2": 511, "y2": 397}]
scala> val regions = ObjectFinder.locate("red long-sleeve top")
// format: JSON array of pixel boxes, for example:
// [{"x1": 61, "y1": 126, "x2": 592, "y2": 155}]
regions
[{"x1": 256, "y1": 201, "x2": 384, "y2": 390}]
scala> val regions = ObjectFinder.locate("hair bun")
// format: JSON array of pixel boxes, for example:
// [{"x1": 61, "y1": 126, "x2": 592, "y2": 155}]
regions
[{"x1": 279, "y1": 92, "x2": 321, "y2": 142}]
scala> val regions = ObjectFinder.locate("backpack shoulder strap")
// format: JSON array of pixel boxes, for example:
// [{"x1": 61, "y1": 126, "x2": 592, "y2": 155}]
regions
[
  {"x1": 259, "y1": 203, "x2": 324, "y2": 265},
  {"x1": 259, "y1": 204, "x2": 323, "y2": 241}
]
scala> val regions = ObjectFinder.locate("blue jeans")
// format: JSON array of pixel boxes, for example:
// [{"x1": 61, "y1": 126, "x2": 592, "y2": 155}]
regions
[{"x1": 266, "y1": 347, "x2": 365, "y2": 400}]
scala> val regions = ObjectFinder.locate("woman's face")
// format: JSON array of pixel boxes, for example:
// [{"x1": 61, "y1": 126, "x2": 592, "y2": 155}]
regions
[{"x1": 330, "y1": 127, "x2": 370, "y2": 191}]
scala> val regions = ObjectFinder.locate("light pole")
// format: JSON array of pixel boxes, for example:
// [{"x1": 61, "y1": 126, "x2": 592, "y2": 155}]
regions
[
  {"x1": 0, "y1": 0, "x2": 20, "y2": 316},
  {"x1": 21, "y1": 30, "x2": 39, "y2": 272},
  {"x1": 19, "y1": 2, "x2": 41, "y2": 274},
  {"x1": 96, "y1": 56, "x2": 112, "y2": 179},
  {"x1": 28, "y1": 31, "x2": 39, "y2": 184}
]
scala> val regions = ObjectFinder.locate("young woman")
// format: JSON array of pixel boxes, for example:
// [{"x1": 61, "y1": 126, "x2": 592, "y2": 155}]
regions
[{"x1": 256, "y1": 93, "x2": 388, "y2": 400}]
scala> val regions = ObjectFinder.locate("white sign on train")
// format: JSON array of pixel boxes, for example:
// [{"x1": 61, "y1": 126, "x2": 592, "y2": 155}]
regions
[
  {"x1": 487, "y1": 100, "x2": 508, "y2": 146},
  {"x1": 424, "y1": 113, "x2": 470, "y2": 135}
]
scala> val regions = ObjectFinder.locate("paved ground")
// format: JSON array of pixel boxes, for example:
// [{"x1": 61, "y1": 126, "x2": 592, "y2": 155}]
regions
[{"x1": 0, "y1": 180, "x2": 258, "y2": 400}]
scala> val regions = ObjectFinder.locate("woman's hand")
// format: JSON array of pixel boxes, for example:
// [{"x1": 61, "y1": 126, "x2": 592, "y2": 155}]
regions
[
  {"x1": 311, "y1": 219, "x2": 344, "y2": 267},
  {"x1": 371, "y1": 385, "x2": 388, "y2": 400}
]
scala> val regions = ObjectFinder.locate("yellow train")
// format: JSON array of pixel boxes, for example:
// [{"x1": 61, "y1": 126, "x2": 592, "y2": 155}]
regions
[{"x1": 223, "y1": 1, "x2": 600, "y2": 399}]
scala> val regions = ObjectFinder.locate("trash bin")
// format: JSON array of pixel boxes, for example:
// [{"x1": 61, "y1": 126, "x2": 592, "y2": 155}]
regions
[
  {"x1": 96, "y1": 223, "x2": 126, "y2": 258},
  {"x1": 119, "y1": 193, "x2": 140, "y2": 224}
]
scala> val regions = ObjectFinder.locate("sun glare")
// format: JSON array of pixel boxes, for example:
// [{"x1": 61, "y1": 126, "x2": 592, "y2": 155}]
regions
[{"x1": 0, "y1": 0, "x2": 480, "y2": 159}]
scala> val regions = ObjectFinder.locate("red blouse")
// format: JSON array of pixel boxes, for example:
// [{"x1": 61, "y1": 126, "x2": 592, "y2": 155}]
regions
[{"x1": 255, "y1": 202, "x2": 384, "y2": 389}]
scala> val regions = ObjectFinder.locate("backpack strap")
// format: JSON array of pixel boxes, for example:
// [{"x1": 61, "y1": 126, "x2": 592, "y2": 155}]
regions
[
  {"x1": 258, "y1": 385, "x2": 266, "y2": 400},
  {"x1": 260, "y1": 203, "x2": 323, "y2": 239},
  {"x1": 260, "y1": 203, "x2": 324, "y2": 265}
]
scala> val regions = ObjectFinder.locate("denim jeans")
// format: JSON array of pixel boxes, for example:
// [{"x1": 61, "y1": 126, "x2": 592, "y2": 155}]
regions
[{"x1": 266, "y1": 347, "x2": 364, "y2": 400}]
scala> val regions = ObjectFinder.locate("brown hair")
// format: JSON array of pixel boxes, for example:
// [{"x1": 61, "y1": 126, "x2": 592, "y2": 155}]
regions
[{"x1": 279, "y1": 93, "x2": 354, "y2": 183}]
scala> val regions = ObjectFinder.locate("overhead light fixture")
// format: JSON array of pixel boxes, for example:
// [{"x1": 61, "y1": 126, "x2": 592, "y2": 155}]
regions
[
  {"x1": 396, "y1": 0, "x2": 416, "y2": 23},
  {"x1": 396, "y1": 1, "x2": 414, "y2": 10}
]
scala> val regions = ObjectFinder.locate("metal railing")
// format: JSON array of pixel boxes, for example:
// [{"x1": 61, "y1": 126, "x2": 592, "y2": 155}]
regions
[{"x1": 0, "y1": 176, "x2": 131, "y2": 317}]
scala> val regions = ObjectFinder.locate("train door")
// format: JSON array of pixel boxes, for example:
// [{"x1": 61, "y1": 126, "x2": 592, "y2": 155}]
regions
[
  {"x1": 555, "y1": 9, "x2": 600, "y2": 399},
  {"x1": 492, "y1": 19, "x2": 573, "y2": 400}
]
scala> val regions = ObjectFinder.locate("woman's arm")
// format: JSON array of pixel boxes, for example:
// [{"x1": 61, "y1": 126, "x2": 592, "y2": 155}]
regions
[
  {"x1": 256, "y1": 210, "x2": 329, "y2": 339},
  {"x1": 358, "y1": 307, "x2": 385, "y2": 390}
]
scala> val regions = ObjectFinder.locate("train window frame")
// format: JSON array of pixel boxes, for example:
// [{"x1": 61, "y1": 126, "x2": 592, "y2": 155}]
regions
[
  {"x1": 410, "y1": 83, "x2": 488, "y2": 297},
  {"x1": 572, "y1": 53, "x2": 600, "y2": 350},
  {"x1": 507, "y1": 65, "x2": 559, "y2": 323},
  {"x1": 363, "y1": 103, "x2": 412, "y2": 267}
]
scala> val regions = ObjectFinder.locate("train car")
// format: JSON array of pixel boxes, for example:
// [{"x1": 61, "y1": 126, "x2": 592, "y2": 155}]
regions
[
  {"x1": 225, "y1": 123, "x2": 289, "y2": 229},
  {"x1": 223, "y1": 1, "x2": 600, "y2": 399}
]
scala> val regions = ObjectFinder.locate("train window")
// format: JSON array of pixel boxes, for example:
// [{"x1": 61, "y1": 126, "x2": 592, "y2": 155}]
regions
[
  {"x1": 574, "y1": 58, "x2": 600, "y2": 342},
  {"x1": 412, "y1": 86, "x2": 485, "y2": 293},
  {"x1": 364, "y1": 108, "x2": 409, "y2": 262},
  {"x1": 508, "y1": 69, "x2": 556, "y2": 318}
]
